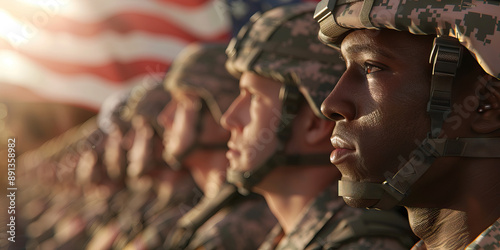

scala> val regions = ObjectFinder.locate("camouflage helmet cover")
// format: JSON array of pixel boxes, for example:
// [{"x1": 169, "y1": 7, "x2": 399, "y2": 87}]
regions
[
  {"x1": 225, "y1": 2, "x2": 346, "y2": 118},
  {"x1": 163, "y1": 42, "x2": 240, "y2": 124},
  {"x1": 121, "y1": 83, "x2": 171, "y2": 132},
  {"x1": 315, "y1": 0, "x2": 500, "y2": 79}
]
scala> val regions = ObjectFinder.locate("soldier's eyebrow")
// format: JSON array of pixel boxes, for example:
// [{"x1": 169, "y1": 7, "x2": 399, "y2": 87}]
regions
[{"x1": 343, "y1": 44, "x2": 394, "y2": 60}]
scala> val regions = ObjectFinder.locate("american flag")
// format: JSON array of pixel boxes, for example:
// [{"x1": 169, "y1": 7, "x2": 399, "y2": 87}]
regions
[
  {"x1": 0, "y1": 0, "x2": 317, "y2": 111},
  {"x1": 0, "y1": 0, "x2": 231, "y2": 111}
]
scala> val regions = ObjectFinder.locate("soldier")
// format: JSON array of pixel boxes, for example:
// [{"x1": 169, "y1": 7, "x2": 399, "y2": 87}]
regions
[
  {"x1": 86, "y1": 83, "x2": 201, "y2": 250},
  {"x1": 160, "y1": 42, "x2": 277, "y2": 250},
  {"x1": 119, "y1": 83, "x2": 200, "y2": 249},
  {"x1": 23, "y1": 118, "x2": 112, "y2": 249},
  {"x1": 78, "y1": 89, "x2": 136, "y2": 249},
  {"x1": 221, "y1": 3, "x2": 416, "y2": 249},
  {"x1": 315, "y1": 0, "x2": 500, "y2": 248},
  {"x1": 125, "y1": 83, "x2": 198, "y2": 220},
  {"x1": 100, "y1": 89, "x2": 133, "y2": 184}
]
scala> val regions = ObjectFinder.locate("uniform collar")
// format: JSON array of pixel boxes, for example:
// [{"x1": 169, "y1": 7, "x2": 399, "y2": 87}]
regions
[{"x1": 261, "y1": 184, "x2": 347, "y2": 249}]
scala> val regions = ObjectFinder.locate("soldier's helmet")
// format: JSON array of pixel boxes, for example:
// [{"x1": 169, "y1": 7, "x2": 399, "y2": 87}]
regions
[
  {"x1": 98, "y1": 89, "x2": 133, "y2": 182},
  {"x1": 314, "y1": 0, "x2": 500, "y2": 80},
  {"x1": 226, "y1": 2, "x2": 346, "y2": 118},
  {"x1": 120, "y1": 83, "x2": 171, "y2": 177},
  {"x1": 163, "y1": 42, "x2": 240, "y2": 169},
  {"x1": 164, "y1": 42, "x2": 240, "y2": 126},
  {"x1": 224, "y1": 2, "x2": 345, "y2": 194},
  {"x1": 314, "y1": 0, "x2": 500, "y2": 209},
  {"x1": 121, "y1": 83, "x2": 171, "y2": 136}
]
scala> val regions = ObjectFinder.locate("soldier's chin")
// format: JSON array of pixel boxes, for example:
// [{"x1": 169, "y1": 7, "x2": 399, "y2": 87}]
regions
[{"x1": 342, "y1": 196, "x2": 380, "y2": 209}]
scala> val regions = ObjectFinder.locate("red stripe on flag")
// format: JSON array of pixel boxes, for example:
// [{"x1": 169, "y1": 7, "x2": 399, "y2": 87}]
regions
[
  {"x1": 20, "y1": 52, "x2": 171, "y2": 83},
  {"x1": 27, "y1": 12, "x2": 229, "y2": 42},
  {"x1": 154, "y1": 0, "x2": 211, "y2": 8}
]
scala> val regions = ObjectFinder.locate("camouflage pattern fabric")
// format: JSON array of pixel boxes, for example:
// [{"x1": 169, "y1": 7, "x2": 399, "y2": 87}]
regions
[
  {"x1": 181, "y1": 194, "x2": 277, "y2": 250},
  {"x1": 115, "y1": 182, "x2": 202, "y2": 249},
  {"x1": 410, "y1": 217, "x2": 500, "y2": 250},
  {"x1": 85, "y1": 176, "x2": 201, "y2": 249},
  {"x1": 259, "y1": 184, "x2": 416, "y2": 250},
  {"x1": 163, "y1": 43, "x2": 240, "y2": 124},
  {"x1": 120, "y1": 83, "x2": 171, "y2": 135},
  {"x1": 315, "y1": 0, "x2": 500, "y2": 80},
  {"x1": 123, "y1": 207, "x2": 194, "y2": 249},
  {"x1": 226, "y1": 2, "x2": 345, "y2": 118},
  {"x1": 467, "y1": 217, "x2": 500, "y2": 249}
]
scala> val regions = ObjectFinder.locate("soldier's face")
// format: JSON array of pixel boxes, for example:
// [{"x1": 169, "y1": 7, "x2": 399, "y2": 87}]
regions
[
  {"x1": 127, "y1": 115, "x2": 166, "y2": 178},
  {"x1": 221, "y1": 72, "x2": 281, "y2": 174},
  {"x1": 104, "y1": 126, "x2": 128, "y2": 181},
  {"x1": 158, "y1": 90, "x2": 229, "y2": 169},
  {"x1": 321, "y1": 29, "x2": 434, "y2": 208},
  {"x1": 76, "y1": 149, "x2": 99, "y2": 184},
  {"x1": 159, "y1": 91, "x2": 200, "y2": 167}
]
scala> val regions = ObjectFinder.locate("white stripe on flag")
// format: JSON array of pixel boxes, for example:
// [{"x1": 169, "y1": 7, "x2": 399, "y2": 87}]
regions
[
  {"x1": 12, "y1": 31, "x2": 189, "y2": 65},
  {"x1": 0, "y1": 50, "x2": 165, "y2": 109}
]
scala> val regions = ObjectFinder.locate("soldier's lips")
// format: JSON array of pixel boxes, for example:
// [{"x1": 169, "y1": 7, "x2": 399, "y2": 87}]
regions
[
  {"x1": 330, "y1": 148, "x2": 355, "y2": 165},
  {"x1": 226, "y1": 148, "x2": 240, "y2": 160},
  {"x1": 226, "y1": 140, "x2": 241, "y2": 160},
  {"x1": 330, "y1": 136, "x2": 355, "y2": 165}
]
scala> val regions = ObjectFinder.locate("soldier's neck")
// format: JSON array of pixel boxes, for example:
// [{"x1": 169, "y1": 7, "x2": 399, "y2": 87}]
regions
[
  {"x1": 262, "y1": 191, "x2": 314, "y2": 234},
  {"x1": 259, "y1": 166, "x2": 335, "y2": 234},
  {"x1": 407, "y1": 207, "x2": 470, "y2": 249},
  {"x1": 406, "y1": 158, "x2": 500, "y2": 248}
]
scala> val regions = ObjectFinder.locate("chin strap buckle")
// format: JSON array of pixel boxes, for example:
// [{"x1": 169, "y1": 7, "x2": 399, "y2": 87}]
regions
[{"x1": 427, "y1": 36, "x2": 462, "y2": 138}]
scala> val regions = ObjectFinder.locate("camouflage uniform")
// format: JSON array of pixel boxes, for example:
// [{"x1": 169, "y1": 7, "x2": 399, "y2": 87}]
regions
[
  {"x1": 410, "y1": 217, "x2": 500, "y2": 250},
  {"x1": 466, "y1": 218, "x2": 500, "y2": 249},
  {"x1": 109, "y1": 181, "x2": 201, "y2": 249},
  {"x1": 259, "y1": 184, "x2": 414, "y2": 250},
  {"x1": 123, "y1": 189, "x2": 202, "y2": 249},
  {"x1": 184, "y1": 193, "x2": 277, "y2": 250}
]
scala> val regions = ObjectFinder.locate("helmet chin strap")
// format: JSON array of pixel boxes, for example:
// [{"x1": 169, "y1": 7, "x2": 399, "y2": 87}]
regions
[
  {"x1": 165, "y1": 101, "x2": 227, "y2": 171},
  {"x1": 339, "y1": 36, "x2": 500, "y2": 210},
  {"x1": 227, "y1": 77, "x2": 332, "y2": 195},
  {"x1": 339, "y1": 137, "x2": 500, "y2": 209}
]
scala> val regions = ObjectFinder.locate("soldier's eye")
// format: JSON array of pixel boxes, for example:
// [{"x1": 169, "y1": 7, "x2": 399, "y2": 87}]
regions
[
  {"x1": 250, "y1": 93, "x2": 259, "y2": 101},
  {"x1": 364, "y1": 63, "x2": 382, "y2": 74}
]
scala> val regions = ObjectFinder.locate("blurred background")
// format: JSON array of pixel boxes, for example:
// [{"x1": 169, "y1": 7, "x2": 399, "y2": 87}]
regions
[
  {"x1": 0, "y1": 0, "x2": 318, "y2": 182},
  {"x1": 0, "y1": 0, "x2": 232, "y2": 155},
  {"x1": 1, "y1": 0, "x2": 318, "y2": 248}
]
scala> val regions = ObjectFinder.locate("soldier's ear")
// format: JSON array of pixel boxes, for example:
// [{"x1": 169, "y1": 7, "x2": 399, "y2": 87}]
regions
[{"x1": 472, "y1": 76, "x2": 500, "y2": 134}]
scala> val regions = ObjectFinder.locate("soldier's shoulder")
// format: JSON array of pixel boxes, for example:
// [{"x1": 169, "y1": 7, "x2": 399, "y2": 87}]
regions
[
  {"x1": 466, "y1": 217, "x2": 500, "y2": 249},
  {"x1": 311, "y1": 208, "x2": 416, "y2": 249}
]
